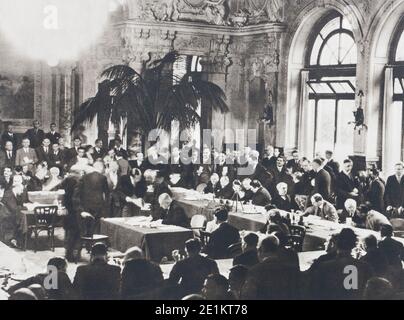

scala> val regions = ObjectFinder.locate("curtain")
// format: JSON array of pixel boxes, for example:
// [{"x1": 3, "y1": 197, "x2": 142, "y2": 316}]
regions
[{"x1": 298, "y1": 70, "x2": 315, "y2": 158}]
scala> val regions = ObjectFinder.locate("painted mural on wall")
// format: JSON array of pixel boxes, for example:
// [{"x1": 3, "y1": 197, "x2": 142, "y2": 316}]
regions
[{"x1": 0, "y1": 73, "x2": 34, "y2": 120}]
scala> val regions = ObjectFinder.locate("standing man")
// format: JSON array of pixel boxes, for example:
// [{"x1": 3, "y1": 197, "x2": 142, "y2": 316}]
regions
[
  {"x1": 385, "y1": 162, "x2": 404, "y2": 214},
  {"x1": 45, "y1": 123, "x2": 61, "y2": 145},
  {"x1": 366, "y1": 168, "x2": 385, "y2": 214},
  {"x1": 66, "y1": 137, "x2": 82, "y2": 164},
  {"x1": 1, "y1": 123, "x2": 18, "y2": 149},
  {"x1": 24, "y1": 120, "x2": 45, "y2": 149},
  {"x1": 324, "y1": 150, "x2": 340, "y2": 177},
  {"x1": 335, "y1": 159, "x2": 361, "y2": 210},
  {"x1": 311, "y1": 158, "x2": 332, "y2": 202},
  {"x1": 92, "y1": 139, "x2": 106, "y2": 162},
  {"x1": 15, "y1": 138, "x2": 38, "y2": 172},
  {"x1": 287, "y1": 150, "x2": 301, "y2": 173},
  {"x1": 75, "y1": 162, "x2": 110, "y2": 235}
]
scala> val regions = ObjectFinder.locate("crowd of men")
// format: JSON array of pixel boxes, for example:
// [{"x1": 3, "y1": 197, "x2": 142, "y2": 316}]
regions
[{"x1": 1, "y1": 120, "x2": 404, "y2": 300}]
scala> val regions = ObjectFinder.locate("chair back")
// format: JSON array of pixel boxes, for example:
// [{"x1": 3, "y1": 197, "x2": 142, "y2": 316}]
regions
[
  {"x1": 33, "y1": 206, "x2": 58, "y2": 227},
  {"x1": 199, "y1": 231, "x2": 211, "y2": 248},
  {"x1": 190, "y1": 215, "x2": 207, "y2": 238},
  {"x1": 289, "y1": 225, "x2": 306, "y2": 238},
  {"x1": 228, "y1": 242, "x2": 242, "y2": 258},
  {"x1": 287, "y1": 235, "x2": 304, "y2": 252}
]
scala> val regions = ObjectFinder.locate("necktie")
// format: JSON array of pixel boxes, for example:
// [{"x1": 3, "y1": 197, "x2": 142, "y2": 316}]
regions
[
  {"x1": 7, "y1": 151, "x2": 11, "y2": 159},
  {"x1": 45, "y1": 147, "x2": 48, "y2": 153}
]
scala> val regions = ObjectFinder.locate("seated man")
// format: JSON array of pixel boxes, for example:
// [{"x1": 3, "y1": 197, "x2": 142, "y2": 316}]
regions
[
  {"x1": 216, "y1": 176, "x2": 234, "y2": 200},
  {"x1": 121, "y1": 247, "x2": 164, "y2": 300},
  {"x1": 7, "y1": 257, "x2": 75, "y2": 300},
  {"x1": 339, "y1": 198, "x2": 361, "y2": 225},
  {"x1": 73, "y1": 243, "x2": 121, "y2": 300},
  {"x1": 272, "y1": 182, "x2": 297, "y2": 212},
  {"x1": 233, "y1": 232, "x2": 260, "y2": 268},
  {"x1": 240, "y1": 178, "x2": 254, "y2": 203},
  {"x1": 202, "y1": 274, "x2": 234, "y2": 300},
  {"x1": 228, "y1": 265, "x2": 249, "y2": 300},
  {"x1": 169, "y1": 239, "x2": 219, "y2": 297},
  {"x1": 309, "y1": 229, "x2": 374, "y2": 300},
  {"x1": 203, "y1": 173, "x2": 221, "y2": 195},
  {"x1": 250, "y1": 180, "x2": 272, "y2": 207},
  {"x1": 155, "y1": 193, "x2": 190, "y2": 228},
  {"x1": 378, "y1": 224, "x2": 404, "y2": 269},
  {"x1": 261, "y1": 209, "x2": 291, "y2": 236},
  {"x1": 303, "y1": 194, "x2": 339, "y2": 223},
  {"x1": 204, "y1": 208, "x2": 241, "y2": 259},
  {"x1": 241, "y1": 235, "x2": 300, "y2": 300},
  {"x1": 354, "y1": 205, "x2": 391, "y2": 231},
  {"x1": 0, "y1": 167, "x2": 13, "y2": 191}
]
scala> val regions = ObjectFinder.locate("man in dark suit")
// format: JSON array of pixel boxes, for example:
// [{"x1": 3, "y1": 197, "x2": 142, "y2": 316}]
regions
[
  {"x1": 75, "y1": 162, "x2": 109, "y2": 234},
  {"x1": 309, "y1": 228, "x2": 374, "y2": 300},
  {"x1": 1, "y1": 123, "x2": 18, "y2": 149},
  {"x1": 151, "y1": 171, "x2": 172, "y2": 209},
  {"x1": 261, "y1": 146, "x2": 277, "y2": 171},
  {"x1": 35, "y1": 138, "x2": 52, "y2": 166},
  {"x1": 157, "y1": 193, "x2": 190, "y2": 228},
  {"x1": 250, "y1": 180, "x2": 272, "y2": 207},
  {"x1": 49, "y1": 143, "x2": 66, "y2": 172},
  {"x1": 66, "y1": 137, "x2": 82, "y2": 164},
  {"x1": 114, "y1": 138, "x2": 129, "y2": 160},
  {"x1": 241, "y1": 151, "x2": 273, "y2": 191},
  {"x1": 169, "y1": 239, "x2": 219, "y2": 297},
  {"x1": 0, "y1": 167, "x2": 13, "y2": 191},
  {"x1": 73, "y1": 243, "x2": 121, "y2": 300},
  {"x1": 286, "y1": 150, "x2": 301, "y2": 173},
  {"x1": 242, "y1": 235, "x2": 300, "y2": 300},
  {"x1": 45, "y1": 123, "x2": 61, "y2": 145},
  {"x1": 205, "y1": 208, "x2": 240, "y2": 259},
  {"x1": 23, "y1": 120, "x2": 45, "y2": 149},
  {"x1": 2, "y1": 141, "x2": 16, "y2": 170},
  {"x1": 366, "y1": 168, "x2": 385, "y2": 213},
  {"x1": 121, "y1": 247, "x2": 164, "y2": 299},
  {"x1": 336, "y1": 159, "x2": 361, "y2": 210},
  {"x1": 216, "y1": 176, "x2": 235, "y2": 200},
  {"x1": 311, "y1": 158, "x2": 332, "y2": 202},
  {"x1": 378, "y1": 224, "x2": 404, "y2": 269},
  {"x1": 384, "y1": 162, "x2": 404, "y2": 211},
  {"x1": 325, "y1": 150, "x2": 340, "y2": 177},
  {"x1": 272, "y1": 182, "x2": 298, "y2": 211},
  {"x1": 233, "y1": 232, "x2": 259, "y2": 268},
  {"x1": 92, "y1": 139, "x2": 106, "y2": 162}
]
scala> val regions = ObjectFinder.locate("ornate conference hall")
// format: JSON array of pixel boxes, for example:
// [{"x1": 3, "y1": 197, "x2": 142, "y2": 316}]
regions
[{"x1": 0, "y1": 0, "x2": 403, "y2": 301}]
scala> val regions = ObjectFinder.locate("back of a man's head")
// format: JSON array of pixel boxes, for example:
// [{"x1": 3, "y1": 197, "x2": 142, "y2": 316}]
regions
[
  {"x1": 337, "y1": 228, "x2": 357, "y2": 252},
  {"x1": 364, "y1": 235, "x2": 378, "y2": 251},
  {"x1": 9, "y1": 288, "x2": 38, "y2": 301},
  {"x1": 260, "y1": 235, "x2": 280, "y2": 256},
  {"x1": 214, "y1": 208, "x2": 229, "y2": 223},
  {"x1": 47, "y1": 257, "x2": 67, "y2": 272},
  {"x1": 229, "y1": 265, "x2": 248, "y2": 288},
  {"x1": 123, "y1": 247, "x2": 144, "y2": 264},
  {"x1": 243, "y1": 233, "x2": 259, "y2": 249},
  {"x1": 363, "y1": 277, "x2": 394, "y2": 300},
  {"x1": 271, "y1": 231, "x2": 288, "y2": 248},
  {"x1": 185, "y1": 239, "x2": 202, "y2": 256},
  {"x1": 205, "y1": 274, "x2": 229, "y2": 294},
  {"x1": 380, "y1": 224, "x2": 394, "y2": 238}
]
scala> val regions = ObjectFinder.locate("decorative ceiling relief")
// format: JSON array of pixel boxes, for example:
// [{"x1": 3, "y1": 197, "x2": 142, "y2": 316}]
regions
[{"x1": 131, "y1": 0, "x2": 285, "y2": 26}]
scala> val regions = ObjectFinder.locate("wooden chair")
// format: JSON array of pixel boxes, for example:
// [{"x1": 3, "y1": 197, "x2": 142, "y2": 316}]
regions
[
  {"x1": 289, "y1": 225, "x2": 306, "y2": 238},
  {"x1": 190, "y1": 214, "x2": 207, "y2": 238},
  {"x1": 228, "y1": 242, "x2": 242, "y2": 258},
  {"x1": 25, "y1": 206, "x2": 58, "y2": 252},
  {"x1": 80, "y1": 217, "x2": 109, "y2": 253},
  {"x1": 200, "y1": 230, "x2": 211, "y2": 249},
  {"x1": 288, "y1": 225, "x2": 306, "y2": 252}
]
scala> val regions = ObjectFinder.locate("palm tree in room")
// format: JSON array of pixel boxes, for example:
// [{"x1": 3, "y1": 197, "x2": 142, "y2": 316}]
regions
[{"x1": 72, "y1": 51, "x2": 229, "y2": 150}]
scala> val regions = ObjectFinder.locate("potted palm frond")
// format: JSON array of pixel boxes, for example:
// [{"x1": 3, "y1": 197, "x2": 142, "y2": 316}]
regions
[{"x1": 72, "y1": 51, "x2": 229, "y2": 151}]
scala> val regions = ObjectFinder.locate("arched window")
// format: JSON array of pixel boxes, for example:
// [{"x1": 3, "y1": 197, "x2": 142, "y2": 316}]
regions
[
  {"x1": 305, "y1": 12, "x2": 357, "y2": 161},
  {"x1": 388, "y1": 19, "x2": 404, "y2": 164}
]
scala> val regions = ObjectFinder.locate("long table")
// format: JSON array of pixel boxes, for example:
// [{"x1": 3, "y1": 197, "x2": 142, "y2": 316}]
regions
[
  {"x1": 100, "y1": 217, "x2": 194, "y2": 263},
  {"x1": 174, "y1": 197, "x2": 404, "y2": 251}
]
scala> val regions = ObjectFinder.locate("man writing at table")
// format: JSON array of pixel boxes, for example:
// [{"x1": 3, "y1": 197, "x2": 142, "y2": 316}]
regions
[
  {"x1": 155, "y1": 193, "x2": 189, "y2": 228},
  {"x1": 302, "y1": 194, "x2": 339, "y2": 223}
]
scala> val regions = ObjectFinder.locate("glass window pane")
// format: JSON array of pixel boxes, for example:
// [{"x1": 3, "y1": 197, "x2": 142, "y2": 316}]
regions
[
  {"x1": 315, "y1": 100, "x2": 336, "y2": 154},
  {"x1": 320, "y1": 34, "x2": 340, "y2": 65},
  {"x1": 394, "y1": 78, "x2": 404, "y2": 94},
  {"x1": 339, "y1": 34, "x2": 357, "y2": 64},
  {"x1": 320, "y1": 17, "x2": 340, "y2": 39},
  {"x1": 335, "y1": 100, "x2": 355, "y2": 161},
  {"x1": 310, "y1": 35, "x2": 323, "y2": 65},
  {"x1": 310, "y1": 83, "x2": 333, "y2": 94},
  {"x1": 396, "y1": 32, "x2": 404, "y2": 61}
]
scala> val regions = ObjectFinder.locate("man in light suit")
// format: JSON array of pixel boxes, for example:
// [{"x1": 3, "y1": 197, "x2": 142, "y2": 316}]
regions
[
  {"x1": 15, "y1": 138, "x2": 38, "y2": 172},
  {"x1": 303, "y1": 194, "x2": 339, "y2": 223}
]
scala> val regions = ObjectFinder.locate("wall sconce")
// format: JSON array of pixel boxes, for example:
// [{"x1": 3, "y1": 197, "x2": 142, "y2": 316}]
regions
[{"x1": 349, "y1": 90, "x2": 367, "y2": 134}]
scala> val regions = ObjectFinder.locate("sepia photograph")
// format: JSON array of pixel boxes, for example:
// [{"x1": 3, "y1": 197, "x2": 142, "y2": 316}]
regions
[{"x1": 0, "y1": 0, "x2": 403, "y2": 306}]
